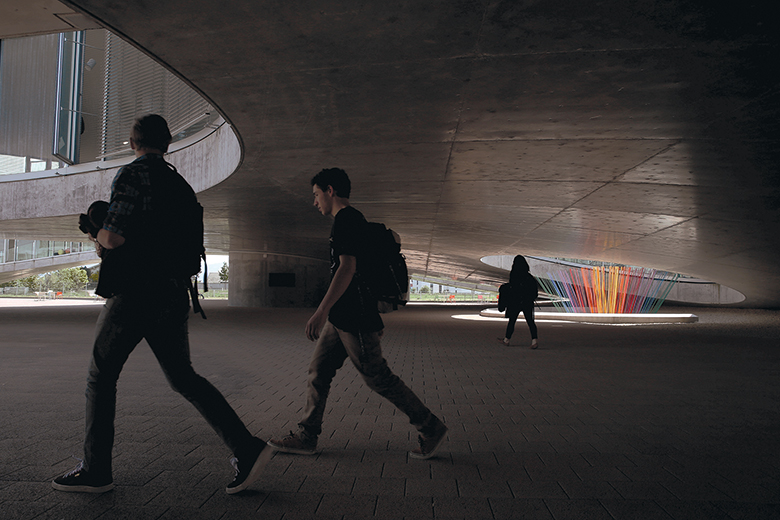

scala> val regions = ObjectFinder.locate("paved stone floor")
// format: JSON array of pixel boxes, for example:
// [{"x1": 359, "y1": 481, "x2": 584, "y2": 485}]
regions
[{"x1": 1, "y1": 299, "x2": 778, "y2": 519}]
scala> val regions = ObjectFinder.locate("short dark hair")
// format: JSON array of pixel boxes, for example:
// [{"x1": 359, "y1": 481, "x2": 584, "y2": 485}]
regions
[
  {"x1": 131, "y1": 114, "x2": 172, "y2": 153},
  {"x1": 311, "y1": 168, "x2": 351, "y2": 198}
]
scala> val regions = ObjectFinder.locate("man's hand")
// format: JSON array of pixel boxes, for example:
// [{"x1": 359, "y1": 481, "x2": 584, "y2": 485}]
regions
[
  {"x1": 89, "y1": 234, "x2": 105, "y2": 258},
  {"x1": 305, "y1": 255, "x2": 356, "y2": 341},
  {"x1": 305, "y1": 309, "x2": 328, "y2": 341}
]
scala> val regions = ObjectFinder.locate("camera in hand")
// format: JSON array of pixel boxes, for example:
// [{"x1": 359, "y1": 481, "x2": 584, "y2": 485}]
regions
[{"x1": 78, "y1": 200, "x2": 109, "y2": 236}]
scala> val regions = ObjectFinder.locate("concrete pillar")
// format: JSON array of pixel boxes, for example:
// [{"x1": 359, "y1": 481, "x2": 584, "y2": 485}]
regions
[{"x1": 228, "y1": 252, "x2": 330, "y2": 308}]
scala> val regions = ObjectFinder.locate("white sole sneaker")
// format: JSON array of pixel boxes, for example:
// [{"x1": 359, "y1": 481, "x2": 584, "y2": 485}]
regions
[
  {"x1": 226, "y1": 444, "x2": 273, "y2": 494},
  {"x1": 52, "y1": 481, "x2": 114, "y2": 493}
]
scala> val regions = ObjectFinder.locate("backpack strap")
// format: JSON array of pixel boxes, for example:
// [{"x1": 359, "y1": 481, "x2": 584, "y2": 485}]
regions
[
  {"x1": 188, "y1": 246, "x2": 208, "y2": 320},
  {"x1": 188, "y1": 277, "x2": 207, "y2": 319},
  {"x1": 202, "y1": 251, "x2": 208, "y2": 292}
]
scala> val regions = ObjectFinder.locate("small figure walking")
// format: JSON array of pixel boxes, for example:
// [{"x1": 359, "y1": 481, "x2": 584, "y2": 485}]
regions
[{"x1": 498, "y1": 255, "x2": 539, "y2": 349}]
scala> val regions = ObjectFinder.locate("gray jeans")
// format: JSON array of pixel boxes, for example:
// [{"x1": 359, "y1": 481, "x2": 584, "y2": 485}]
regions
[{"x1": 298, "y1": 320, "x2": 441, "y2": 440}]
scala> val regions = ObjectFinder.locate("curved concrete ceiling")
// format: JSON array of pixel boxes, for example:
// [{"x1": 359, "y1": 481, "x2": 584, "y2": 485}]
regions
[{"x1": 4, "y1": 1, "x2": 780, "y2": 307}]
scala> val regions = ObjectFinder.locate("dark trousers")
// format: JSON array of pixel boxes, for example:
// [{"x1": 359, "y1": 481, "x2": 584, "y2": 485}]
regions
[
  {"x1": 83, "y1": 285, "x2": 254, "y2": 477},
  {"x1": 505, "y1": 304, "x2": 538, "y2": 340},
  {"x1": 298, "y1": 320, "x2": 442, "y2": 440}
]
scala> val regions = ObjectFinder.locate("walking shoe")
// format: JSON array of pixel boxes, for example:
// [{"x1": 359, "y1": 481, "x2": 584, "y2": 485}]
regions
[
  {"x1": 409, "y1": 422, "x2": 448, "y2": 460},
  {"x1": 497, "y1": 337, "x2": 511, "y2": 346},
  {"x1": 530, "y1": 338, "x2": 538, "y2": 349},
  {"x1": 226, "y1": 441, "x2": 273, "y2": 494},
  {"x1": 52, "y1": 461, "x2": 114, "y2": 493},
  {"x1": 267, "y1": 431, "x2": 317, "y2": 455}
]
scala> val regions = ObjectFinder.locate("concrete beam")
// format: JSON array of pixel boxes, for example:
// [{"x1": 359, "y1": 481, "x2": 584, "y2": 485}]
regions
[{"x1": 0, "y1": 250, "x2": 98, "y2": 284}]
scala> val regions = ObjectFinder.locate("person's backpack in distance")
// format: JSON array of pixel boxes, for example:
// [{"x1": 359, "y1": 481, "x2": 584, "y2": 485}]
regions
[
  {"x1": 498, "y1": 276, "x2": 539, "y2": 313},
  {"x1": 497, "y1": 283, "x2": 510, "y2": 312},
  {"x1": 150, "y1": 160, "x2": 208, "y2": 318},
  {"x1": 360, "y1": 222, "x2": 409, "y2": 313}
]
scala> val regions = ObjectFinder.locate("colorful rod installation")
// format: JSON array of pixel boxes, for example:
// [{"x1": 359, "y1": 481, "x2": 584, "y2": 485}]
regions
[{"x1": 536, "y1": 266, "x2": 680, "y2": 313}]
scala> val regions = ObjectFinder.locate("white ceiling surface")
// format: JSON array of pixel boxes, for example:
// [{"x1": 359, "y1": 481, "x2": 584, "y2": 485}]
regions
[{"x1": 1, "y1": 1, "x2": 779, "y2": 307}]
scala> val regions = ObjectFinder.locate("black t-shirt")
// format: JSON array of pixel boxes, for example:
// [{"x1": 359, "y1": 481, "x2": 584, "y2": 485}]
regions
[{"x1": 328, "y1": 206, "x2": 383, "y2": 333}]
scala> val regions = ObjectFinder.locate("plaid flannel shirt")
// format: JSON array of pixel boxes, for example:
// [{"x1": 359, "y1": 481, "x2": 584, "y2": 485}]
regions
[{"x1": 103, "y1": 154, "x2": 159, "y2": 236}]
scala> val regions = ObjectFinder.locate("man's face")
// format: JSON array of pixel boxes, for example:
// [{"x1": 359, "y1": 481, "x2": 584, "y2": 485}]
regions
[{"x1": 312, "y1": 184, "x2": 333, "y2": 216}]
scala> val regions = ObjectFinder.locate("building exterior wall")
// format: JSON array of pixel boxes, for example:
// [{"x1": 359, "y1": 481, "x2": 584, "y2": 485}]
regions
[
  {"x1": 229, "y1": 252, "x2": 329, "y2": 308},
  {"x1": 0, "y1": 35, "x2": 60, "y2": 160}
]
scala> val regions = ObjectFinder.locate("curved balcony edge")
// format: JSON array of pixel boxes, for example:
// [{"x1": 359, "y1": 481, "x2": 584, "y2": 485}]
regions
[
  {"x1": 480, "y1": 254, "x2": 746, "y2": 306},
  {"x1": 0, "y1": 118, "x2": 241, "y2": 221}
]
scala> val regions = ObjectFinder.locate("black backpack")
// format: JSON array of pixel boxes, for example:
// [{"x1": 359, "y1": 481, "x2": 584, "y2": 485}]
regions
[
  {"x1": 150, "y1": 160, "x2": 208, "y2": 318},
  {"x1": 497, "y1": 283, "x2": 515, "y2": 312},
  {"x1": 498, "y1": 275, "x2": 538, "y2": 312},
  {"x1": 358, "y1": 222, "x2": 409, "y2": 313}
]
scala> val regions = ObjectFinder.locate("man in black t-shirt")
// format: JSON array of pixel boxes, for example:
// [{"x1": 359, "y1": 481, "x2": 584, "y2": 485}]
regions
[{"x1": 268, "y1": 168, "x2": 447, "y2": 459}]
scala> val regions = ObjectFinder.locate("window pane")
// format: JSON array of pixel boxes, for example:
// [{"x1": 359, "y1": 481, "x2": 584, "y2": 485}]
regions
[
  {"x1": 53, "y1": 31, "x2": 85, "y2": 165},
  {"x1": 16, "y1": 240, "x2": 34, "y2": 261}
]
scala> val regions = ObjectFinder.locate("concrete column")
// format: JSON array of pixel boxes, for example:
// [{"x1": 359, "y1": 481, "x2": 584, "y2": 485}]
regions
[{"x1": 228, "y1": 252, "x2": 330, "y2": 308}]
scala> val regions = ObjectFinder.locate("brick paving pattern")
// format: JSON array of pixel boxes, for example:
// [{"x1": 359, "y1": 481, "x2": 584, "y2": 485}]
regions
[{"x1": 1, "y1": 299, "x2": 778, "y2": 519}]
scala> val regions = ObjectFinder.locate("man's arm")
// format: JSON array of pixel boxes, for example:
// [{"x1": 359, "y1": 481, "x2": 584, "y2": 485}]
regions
[
  {"x1": 99, "y1": 166, "x2": 139, "y2": 251},
  {"x1": 305, "y1": 254, "x2": 356, "y2": 341},
  {"x1": 96, "y1": 228, "x2": 125, "y2": 249}
]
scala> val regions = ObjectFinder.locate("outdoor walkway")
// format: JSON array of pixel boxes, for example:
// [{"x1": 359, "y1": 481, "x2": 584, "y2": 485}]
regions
[{"x1": 1, "y1": 299, "x2": 778, "y2": 519}]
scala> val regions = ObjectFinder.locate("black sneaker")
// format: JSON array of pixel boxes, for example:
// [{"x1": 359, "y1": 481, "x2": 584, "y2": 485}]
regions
[
  {"x1": 409, "y1": 421, "x2": 448, "y2": 460},
  {"x1": 267, "y1": 431, "x2": 317, "y2": 455},
  {"x1": 52, "y1": 461, "x2": 114, "y2": 493},
  {"x1": 226, "y1": 442, "x2": 273, "y2": 494}
]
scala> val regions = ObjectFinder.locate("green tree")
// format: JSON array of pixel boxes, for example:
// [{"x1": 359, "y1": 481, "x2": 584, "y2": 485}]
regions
[
  {"x1": 48, "y1": 267, "x2": 89, "y2": 292},
  {"x1": 17, "y1": 275, "x2": 42, "y2": 291},
  {"x1": 218, "y1": 262, "x2": 229, "y2": 282}
]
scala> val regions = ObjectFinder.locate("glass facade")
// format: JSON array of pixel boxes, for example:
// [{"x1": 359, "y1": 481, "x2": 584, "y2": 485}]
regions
[
  {"x1": 1, "y1": 29, "x2": 216, "y2": 176},
  {"x1": 0, "y1": 239, "x2": 94, "y2": 263},
  {"x1": 0, "y1": 154, "x2": 63, "y2": 176},
  {"x1": 0, "y1": 29, "x2": 215, "y2": 285},
  {"x1": 15, "y1": 240, "x2": 34, "y2": 262},
  {"x1": 0, "y1": 154, "x2": 26, "y2": 175}
]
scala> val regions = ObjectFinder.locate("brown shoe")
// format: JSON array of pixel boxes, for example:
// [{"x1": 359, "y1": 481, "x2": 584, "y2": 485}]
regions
[
  {"x1": 267, "y1": 431, "x2": 317, "y2": 455},
  {"x1": 409, "y1": 422, "x2": 448, "y2": 460}
]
